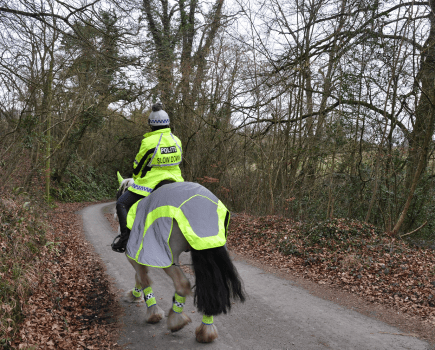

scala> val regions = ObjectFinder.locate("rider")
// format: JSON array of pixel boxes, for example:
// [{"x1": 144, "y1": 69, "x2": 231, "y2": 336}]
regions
[{"x1": 112, "y1": 102, "x2": 184, "y2": 253}]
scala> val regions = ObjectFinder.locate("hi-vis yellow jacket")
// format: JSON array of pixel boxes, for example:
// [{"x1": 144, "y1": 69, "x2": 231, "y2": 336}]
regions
[{"x1": 130, "y1": 128, "x2": 184, "y2": 196}]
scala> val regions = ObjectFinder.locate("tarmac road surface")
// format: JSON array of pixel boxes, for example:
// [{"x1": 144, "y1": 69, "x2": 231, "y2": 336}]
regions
[{"x1": 80, "y1": 202, "x2": 431, "y2": 350}]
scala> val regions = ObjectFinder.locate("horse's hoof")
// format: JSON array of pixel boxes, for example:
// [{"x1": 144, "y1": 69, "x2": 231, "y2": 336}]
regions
[
  {"x1": 195, "y1": 323, "x2": 218, "y2": 343},
  {"x1": 145, "y1": 305, "x2": 165, "y2": 324},
  {"x1": 124, "y1": 290, "x2": 143, "y2": 303},
  {"x1": 147, "y1": 313, "x2": 163, "y2": 324},
  {"x1": 167, "y1": 308, "x2": 192, "y2": 332}
]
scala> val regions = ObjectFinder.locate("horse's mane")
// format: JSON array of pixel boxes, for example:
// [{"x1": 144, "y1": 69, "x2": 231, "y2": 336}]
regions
[{"x1": 117, "y1": 178, "x2": 134, "y2": 200}]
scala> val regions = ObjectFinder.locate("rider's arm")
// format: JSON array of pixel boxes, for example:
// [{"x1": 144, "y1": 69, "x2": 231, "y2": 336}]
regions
[{"x1": 133, "y1": 138, "x2": 155, "y2": 177}]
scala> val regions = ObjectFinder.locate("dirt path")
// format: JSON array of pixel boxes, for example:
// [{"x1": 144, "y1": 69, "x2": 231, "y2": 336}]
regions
[{"x1": 80, "y1": 202, "x2": 432, "y2": 350}]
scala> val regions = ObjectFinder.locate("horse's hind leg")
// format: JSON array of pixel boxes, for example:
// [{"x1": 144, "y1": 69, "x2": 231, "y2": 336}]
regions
[
  {"x1": 127, "y1": 257, "x2": 164, "y2": 324},
  {"x1": 195, "y1": 316, "x2": 218, "y2": 343},
  {"x1": 164, "y1": 265, "x2": 192, "y2": 332}
]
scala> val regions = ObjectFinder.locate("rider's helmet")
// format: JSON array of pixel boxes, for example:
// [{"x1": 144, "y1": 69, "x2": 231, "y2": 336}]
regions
[{"x1": 148, "y1": 101, "x2": 170, "y2": 126}]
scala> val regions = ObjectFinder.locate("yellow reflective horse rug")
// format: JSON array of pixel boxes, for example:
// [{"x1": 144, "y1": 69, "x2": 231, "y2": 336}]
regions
[{"x1": 126, "y1": 182, "x2": 230, "y2": 267}]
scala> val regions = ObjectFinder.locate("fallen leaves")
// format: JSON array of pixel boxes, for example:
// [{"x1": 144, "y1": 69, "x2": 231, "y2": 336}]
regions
[
  {"x1": 227, "y1": 214, "x2": 435, "y2": 326},
  {"x1": 10, "y1": 201, "x2": 122, "y2": 349}
]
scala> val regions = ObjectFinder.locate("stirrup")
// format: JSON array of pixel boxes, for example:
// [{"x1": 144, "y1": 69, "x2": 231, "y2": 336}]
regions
[{"x1": 111, "y1": 234, "x2": 126, "y2": 253}]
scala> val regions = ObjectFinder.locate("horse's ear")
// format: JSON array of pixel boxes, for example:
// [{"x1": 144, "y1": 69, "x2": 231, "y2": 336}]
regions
[{"x1": 117, "y1": 171, "x2": 124, "y2": 186}]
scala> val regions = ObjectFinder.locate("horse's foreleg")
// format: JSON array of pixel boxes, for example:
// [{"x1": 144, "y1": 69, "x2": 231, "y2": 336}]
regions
[
  {"x1": 164, "y1": 265, "x2": 192, "y2": 332},
  {"x1": 142, "y1": 286, "x2": 165, "y2": 324},
  {"x1": 124, "y1": 257, "x2": 152, "y2": 303},
  {"x1": 127, "y1": 258, "x2": 164, "y2": 324},
  {"x1": 123, "y1": 272, "x2": 143, "y2": 303},
  {"x1": 195, "y1": 315, "x2": 218, "y2": 343}
]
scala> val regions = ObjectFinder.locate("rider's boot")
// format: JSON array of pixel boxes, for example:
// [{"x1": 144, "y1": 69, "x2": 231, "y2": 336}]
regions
[{"x1": 111, "y1": 228, "x2": 131, "y2": 253}]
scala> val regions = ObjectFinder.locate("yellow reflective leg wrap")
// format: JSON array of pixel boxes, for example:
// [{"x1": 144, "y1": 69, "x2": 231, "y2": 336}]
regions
[
  {"x1": 143, "y1": 286, "x2": 156, "y2": 308},
  {"x1": 132, "y1": 284, "x2": 142, "y2": 298},
  {"x1": 172, "y1": 292, "x2": 186, "y2": 314},
  {"x1": 202, "y1": 315, "x2": 213, "y2": 325}
]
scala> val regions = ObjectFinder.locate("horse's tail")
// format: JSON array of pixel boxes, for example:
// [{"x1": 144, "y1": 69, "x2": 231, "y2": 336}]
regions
[{"x1": 191, "y1": 246, "x2": 246, "y2": 316}]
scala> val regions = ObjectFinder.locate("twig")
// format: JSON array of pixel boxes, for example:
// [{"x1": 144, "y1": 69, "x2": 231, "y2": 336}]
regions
[
  {"x1": 378, "y1": 331, "x2": 418, "y2": 337},
  {"x1": 399, "y1": 221, "x2": 427, "y2": 238}
]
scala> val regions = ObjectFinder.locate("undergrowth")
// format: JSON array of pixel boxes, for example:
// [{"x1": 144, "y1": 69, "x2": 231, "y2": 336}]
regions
[
  {"x1": 0, "y1": 195, "x2": 48, "y2": 349},
  {"x1": 278, "y1": 218, "x2": 384, "y2": 256},
  {"x1": 51, "y1": 166, "x2": 118, "y2": 202}
]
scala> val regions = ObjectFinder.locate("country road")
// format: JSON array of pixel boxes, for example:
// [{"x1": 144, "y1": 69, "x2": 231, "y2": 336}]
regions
[{"x1": 80, "y1": 202, "x2": 431, "y2": 350}]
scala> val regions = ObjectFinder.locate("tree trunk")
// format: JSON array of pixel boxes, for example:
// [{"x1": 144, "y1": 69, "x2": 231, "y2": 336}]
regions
[
  {"x1": 393, "y1": 1, "x2": 435, "y2": 234},
  {"x1": 42, "y1": 50, "x2": 54, "y2": 201}
]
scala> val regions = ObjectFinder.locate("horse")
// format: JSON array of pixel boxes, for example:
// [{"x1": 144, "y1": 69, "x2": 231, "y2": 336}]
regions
[{"x1": 113, "y1": 173, "x2": 246, "y2": 343}]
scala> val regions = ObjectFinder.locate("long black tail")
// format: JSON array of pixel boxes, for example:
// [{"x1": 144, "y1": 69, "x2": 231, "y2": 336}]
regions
[{"x1": 191, "y1": 246, "x2": 246, "y2": 316}]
